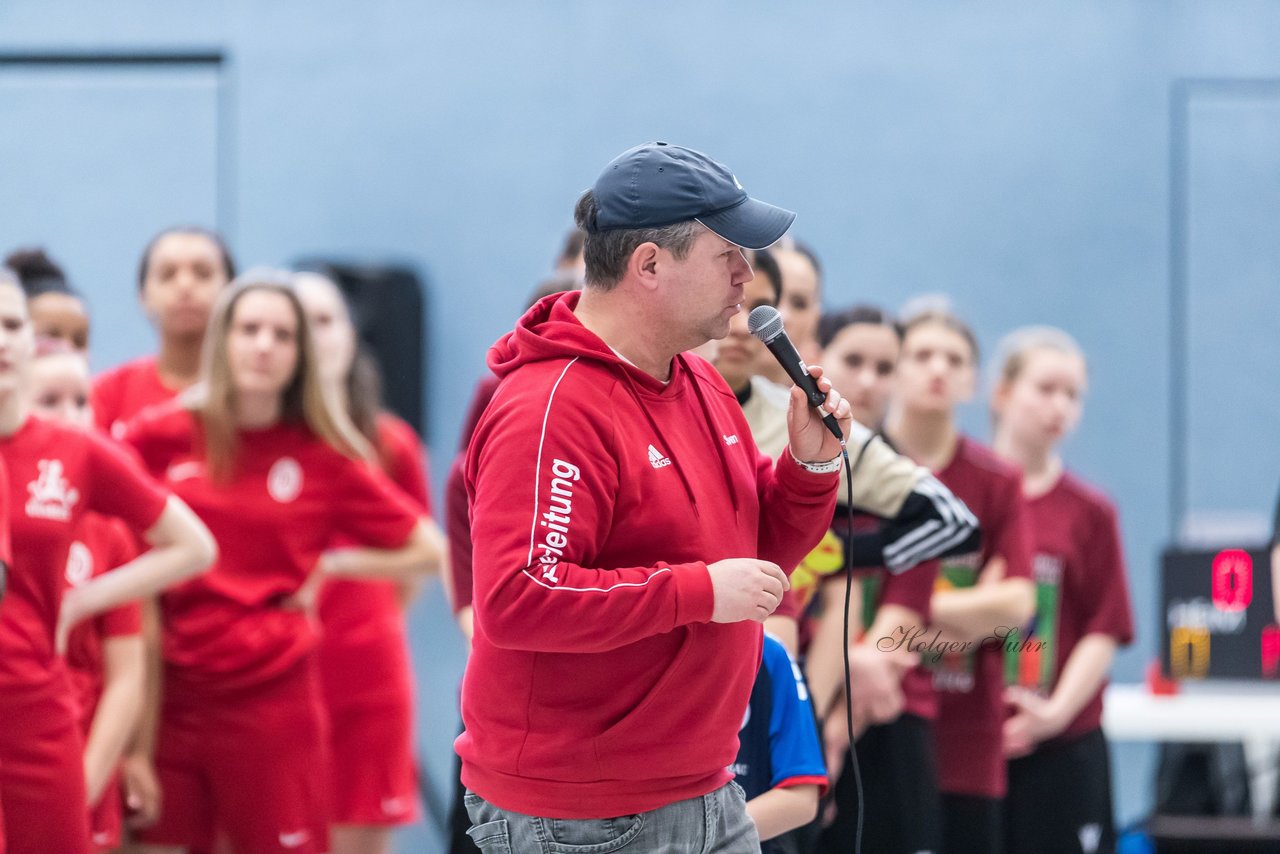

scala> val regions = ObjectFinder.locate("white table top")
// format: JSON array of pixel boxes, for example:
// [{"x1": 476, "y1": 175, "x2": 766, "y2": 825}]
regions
[{"x1": 1104, "y1": 682, "x2": 1280, "y2": 742}]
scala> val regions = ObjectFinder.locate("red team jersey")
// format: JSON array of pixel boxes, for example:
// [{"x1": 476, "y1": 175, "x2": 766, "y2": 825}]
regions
[
  {"x1": 1008, "y1": 472, "x2": 1134, "y2": 742},
  {"x1": 0, "y1": 416, "x2": 168, "y2": 854},
  {"x1": 319, "y1": 413, "x2": 432, "y2": 706},
  {"x1": 928, "y1": 436, "x2": 1033, "y2": 799},
  {"x1": 91, "y1": 356, "x2": 180, "y2": 438},
  {"x1": 64, "y1": 514, "x2": 142, "y2": 853},
  {"x1": 123, "y1": 404, "x2": 421, "y2": 853},
  {"x1": 124, "y1": 405, "x2": 421, "y2": 692},
  {"x1": 317, "y1": 413, "x2": 431, "y2": 826}
]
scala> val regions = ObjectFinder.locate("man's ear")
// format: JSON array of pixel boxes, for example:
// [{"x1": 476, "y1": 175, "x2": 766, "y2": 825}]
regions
[{"x1": 628, "y1": 242, "x2": 662, "y2": 292}]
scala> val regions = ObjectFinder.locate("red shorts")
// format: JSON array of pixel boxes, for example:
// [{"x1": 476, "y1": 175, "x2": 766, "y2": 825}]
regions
[
  {"x1": 0, "y1": 687, "x2": 91, "y2": 854},
  {"x1": 138, "y1": 659, "x2": 331, "y2": 854},
  {"x1": 88, "y1": 773, "x2": 123, "y2": 852},
  {"x1": 319, "y1": 611, "x2": 421, "y2": 827},
  {"x1": 327, "y1": 695, "x2": 421, "y2": 826}
]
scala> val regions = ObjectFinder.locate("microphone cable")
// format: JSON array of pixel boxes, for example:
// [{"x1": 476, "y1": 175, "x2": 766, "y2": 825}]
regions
[{"x1": 838, "y1": 431, "x2": 876, "y2": 854}]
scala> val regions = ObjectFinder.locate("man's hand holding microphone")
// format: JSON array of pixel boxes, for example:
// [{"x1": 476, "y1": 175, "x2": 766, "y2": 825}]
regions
[{"x1": 709, "y1": 307, "x2": 854, "y2": 624}]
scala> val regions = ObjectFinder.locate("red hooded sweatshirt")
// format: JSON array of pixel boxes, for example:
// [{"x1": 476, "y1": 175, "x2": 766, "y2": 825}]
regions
[{"x1": 456, "y1": 291, "x2": 839, "y2": 818}]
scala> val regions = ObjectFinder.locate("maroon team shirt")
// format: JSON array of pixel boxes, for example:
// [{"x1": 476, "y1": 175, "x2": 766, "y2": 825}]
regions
[
  {"x1": 91, "y1": 356, "x2": 180, "y2": 439},
  {"x1": 123, "y1": 405, "x2": 421, "y2": 695},
  {"x1": 778, "y1": 510, "x2": 940, "y2": 721},
  {"x1": 929, "y1": 436, "x2": 1033, "y2": 799},
  {"x1": 1010, "y1": 471, "x2": 1134, "y2": 743}
]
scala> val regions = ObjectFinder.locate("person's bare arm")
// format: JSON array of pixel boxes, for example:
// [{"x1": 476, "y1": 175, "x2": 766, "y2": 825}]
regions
[
  {"x1": 456, "y1": 605, "x2": 475, "y2": 644},
  {"x1": 319, "y1": 519, "x2": 444, "y2": 581},
  {"x1": 746, "y1": 784, "x2": 820, "y2": 841},
  {"x1": 1005, "y1": 633, "x2": 1117, "y2": 757},
  {"x1": 57, "y1": 498, "x2": 216, "y2": 652},
  {"x1": 122, "y1": 598, "x2": 163, "y2": 828},
  {"x1": 804, "y1": 577, "x2": 863, "y2": 720},
  {"x1": 83, "y1": 634, "x2": 145, "y2": 805},
  {"x1": 763, "y1": 615, "x2": 799, "y2": 656},
  {"x1": 929, "y1": 556, "x2": 1034, "y2": 644}
]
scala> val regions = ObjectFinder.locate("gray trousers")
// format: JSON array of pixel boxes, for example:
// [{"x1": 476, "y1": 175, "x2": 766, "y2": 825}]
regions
[{"x1": 464, "y1": 782, "x2": 762, "y2": 853}]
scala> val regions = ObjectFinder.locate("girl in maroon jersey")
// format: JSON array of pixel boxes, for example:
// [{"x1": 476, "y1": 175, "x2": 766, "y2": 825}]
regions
[
  {"x1": 0, "y1": 269, "x2": 216, "y2": 854},
  {"x1": 884, "y1": 304, "x2": 1036, "y2": 854},
  {"x1": 804, "y1": 306, "x2": 947, "y2": 854},
  {"x1": 295, "y1": 272, "x2": 444, "y2": 854},
  {"x1": 92, "y1": 226, "x2": 236, "y2": 436},
  {"x1": 125, "y1": 271, "x2": 439, "y2": 854},
  {"x1": 29, "y1": 343, "x2": 146, "y2": 853},
  {"x1": 990, "y1": 326, "x2": 1133, "y2": 854}
]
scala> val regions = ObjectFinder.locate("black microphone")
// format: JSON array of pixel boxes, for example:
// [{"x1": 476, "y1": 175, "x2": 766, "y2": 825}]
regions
[{"x1": 748, "y1": 305, "x2": 844, "y2": 445}]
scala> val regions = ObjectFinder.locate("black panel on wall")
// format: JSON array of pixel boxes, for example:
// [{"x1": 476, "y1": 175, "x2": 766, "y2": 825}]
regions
[{"x1": 294, "y1": 259, "x2": 427, "y2": 439}]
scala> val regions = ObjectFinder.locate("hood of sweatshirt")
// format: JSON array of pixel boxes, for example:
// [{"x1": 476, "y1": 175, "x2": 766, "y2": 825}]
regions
[
  {"x1": 489, "y1": 290, "x2": 740, "y2": 514},
  {"x1": 489, "y1": 290, "x2": 678, "y2": 392}
]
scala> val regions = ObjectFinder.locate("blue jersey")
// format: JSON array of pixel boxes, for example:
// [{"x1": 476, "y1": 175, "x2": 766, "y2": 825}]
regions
[{"x1": 732, "y1": 634, "x2": 826, "y2": 851}]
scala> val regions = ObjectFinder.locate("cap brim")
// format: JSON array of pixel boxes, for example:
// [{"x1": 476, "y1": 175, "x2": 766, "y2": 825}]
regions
[{"x1": 696, "y1": 197, "x2": 796, "y2": 250}]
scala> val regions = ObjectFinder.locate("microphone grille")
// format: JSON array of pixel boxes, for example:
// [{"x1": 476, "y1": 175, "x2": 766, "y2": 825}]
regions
[{"x1": 748, "y1": 305, "x2": 784, "y2": 343}]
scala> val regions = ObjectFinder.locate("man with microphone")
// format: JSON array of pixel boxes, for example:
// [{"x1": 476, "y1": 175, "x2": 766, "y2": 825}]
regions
[{"x1": 458, "y1": 141, "x2": 854, "y2": 852}]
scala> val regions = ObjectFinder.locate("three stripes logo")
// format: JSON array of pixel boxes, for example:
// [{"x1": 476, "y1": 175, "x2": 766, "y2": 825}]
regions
[{"x1": 648, "y1": 444, "x2": 672, "y2": 469}]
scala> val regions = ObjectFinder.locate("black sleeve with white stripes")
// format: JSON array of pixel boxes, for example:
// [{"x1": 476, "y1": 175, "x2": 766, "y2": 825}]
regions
[{"x1": 843, "y1": 475, "x2": 980, "y2": 574}]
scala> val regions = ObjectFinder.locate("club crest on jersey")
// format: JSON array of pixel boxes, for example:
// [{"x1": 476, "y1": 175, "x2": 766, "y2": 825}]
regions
[
  {"x1": 26, "y1": 459, "x2": 80, "y2": 521},
  {"x1": 65, "y1": 541, "x2": 93, "y2": 586},
  {"x1": 267, "y1": 457, "x2": 303, "y2": 503}
]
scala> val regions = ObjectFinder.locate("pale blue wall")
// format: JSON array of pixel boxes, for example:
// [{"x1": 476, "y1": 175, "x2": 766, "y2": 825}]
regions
[{"x1": 3, "y1": 2, "x2": 1279, "y2": 847}]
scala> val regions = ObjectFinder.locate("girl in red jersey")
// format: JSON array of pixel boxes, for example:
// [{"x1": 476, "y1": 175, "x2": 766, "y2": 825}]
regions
[
  {"x1": 294, "y1": 272, "x2": 444, "y2": 854},
  {"x1": 884, "y1": 305, "x2": 1036, "y2": 854},
  {"x1": 0, "y1": 270, "x2": 216, "y2": 854},
  {"x1": 125, "y1": 272, "x2": 439, "y2": 854},
  {"x1": 29, "y1": 344, "x2": 145, "y2": 853},
  {"x1": 990, "y1": 327, "x2": 1133, "y2": 854},
  {"x1": 89, "y1": 227, "x2": 234, "y2": 838},
  {"x1": 93, "y1": 226, "x2": 236, "y2": 437}
]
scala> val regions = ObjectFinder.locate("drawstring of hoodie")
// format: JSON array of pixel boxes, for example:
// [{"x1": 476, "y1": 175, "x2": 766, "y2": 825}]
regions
[
  {"x1": 678, "y1": 354, "x2": 742, "y2": 520},
  {"x1": 614, "y1": 365, "x2": 704, "y2": 519}
]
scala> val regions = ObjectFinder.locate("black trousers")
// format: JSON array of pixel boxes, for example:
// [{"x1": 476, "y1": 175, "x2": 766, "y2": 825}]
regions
[
  {"x1": 942, "y1": 792, "x2": 1003, "y2": 854},
  {"x1": 818, "y1": 713, "x2": 943, "y2": 854},
  {"x1": 1004, "y1": 727, "x2": 1116, "y2": 854}
]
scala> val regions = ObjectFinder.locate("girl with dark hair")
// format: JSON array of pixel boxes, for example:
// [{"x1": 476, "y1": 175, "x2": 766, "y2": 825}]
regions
[
  {"x1": 295, "y1": 272, "x2": 444, "y2": 854},
  {"x1": 123, "y1": 272, "x2": 439, "y2": 854},
  {"x1": 92, "y1": 227, "x2": 236, "y2": 437},
  {"x1": 756, "y1": 241, "x2": 822, "y2": 386},
  {"x1": 0, "y1": 271, "x2": 216, "y2": 854},
  {"x1": 886, "y1": 305, "x2": 1035, "y2": 854},
  {"x1": 5, "y1": 247, "x2": 91, "y2": 351},
  {"x1": 990, "y1": 326, "x2": 1133, "y2": 854},
  {"x1": 785, "y1": 305, "x2": 946, "y2": 854}
]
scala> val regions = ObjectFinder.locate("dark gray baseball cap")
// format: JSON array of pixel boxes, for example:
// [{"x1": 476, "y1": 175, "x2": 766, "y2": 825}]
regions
[{"x1": 587, "y1": 142, "x2": 796, "y2": 250}]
